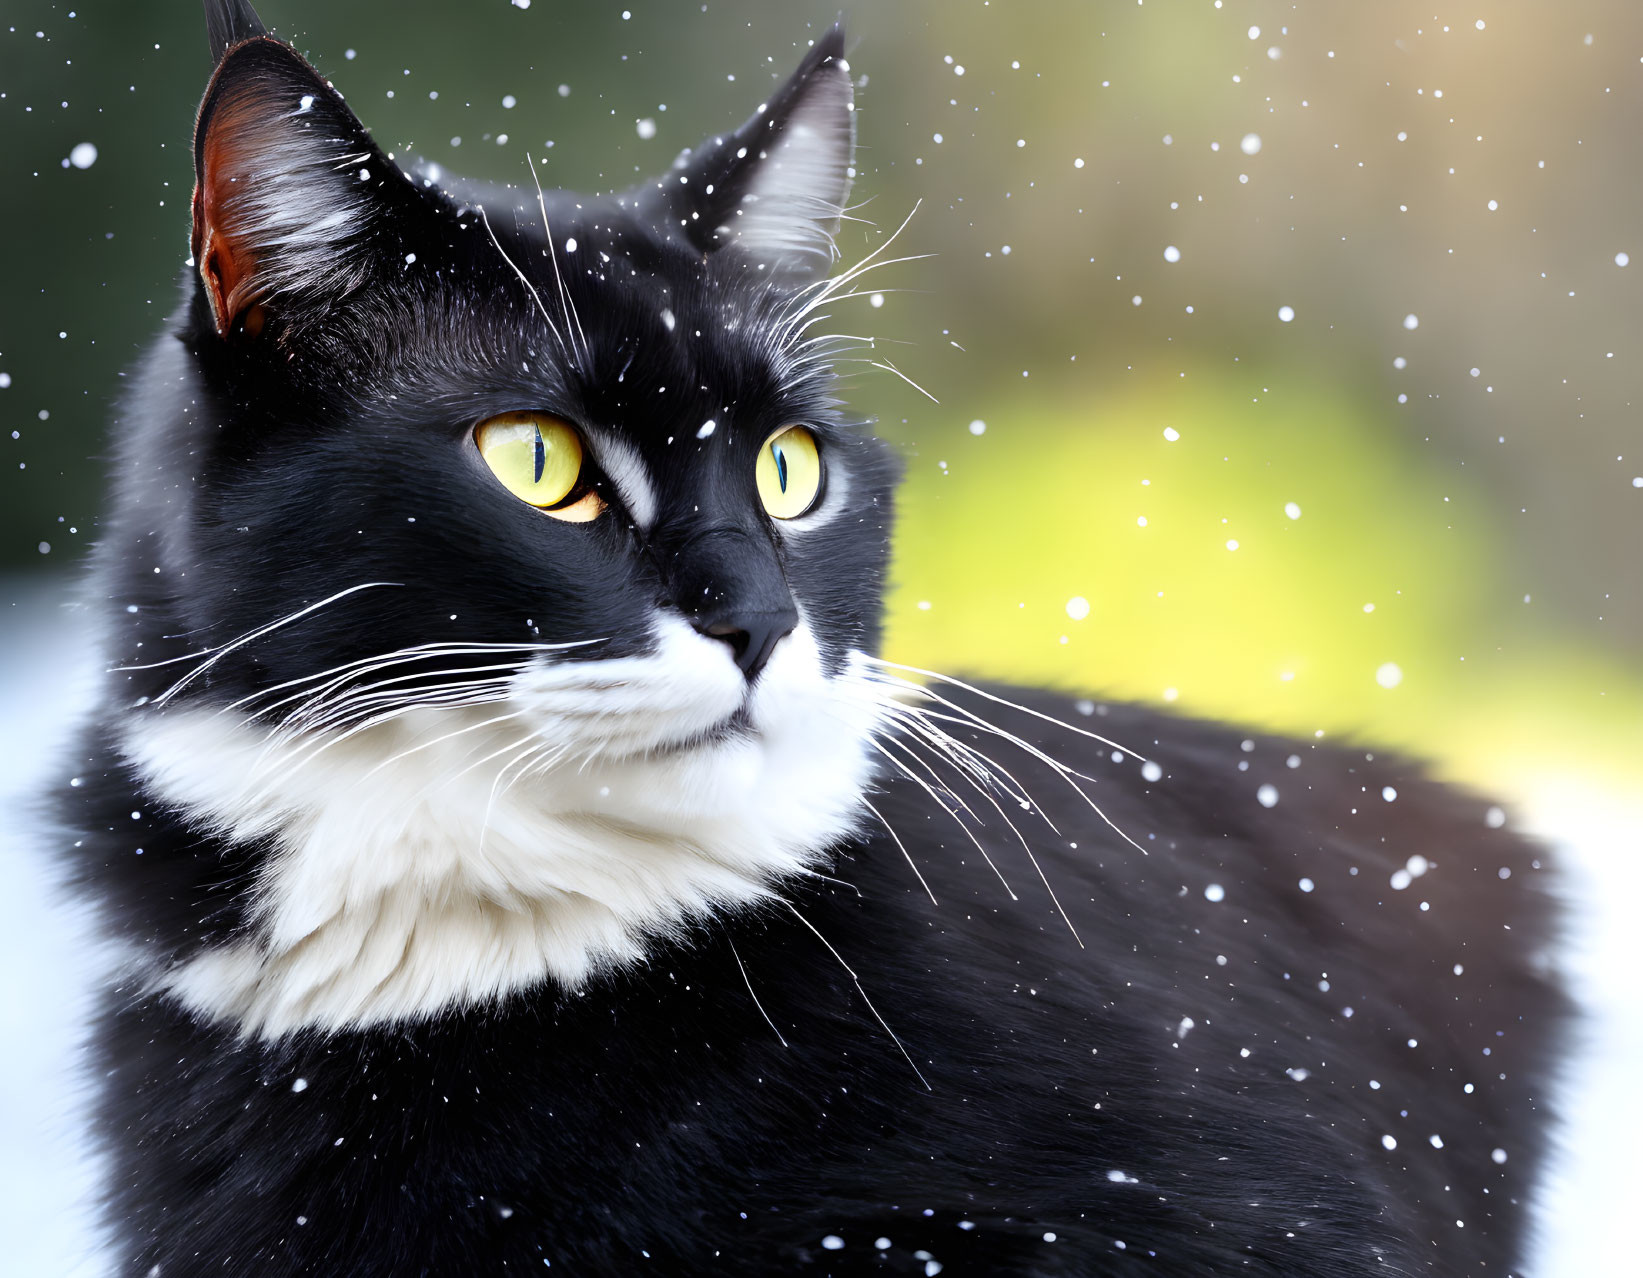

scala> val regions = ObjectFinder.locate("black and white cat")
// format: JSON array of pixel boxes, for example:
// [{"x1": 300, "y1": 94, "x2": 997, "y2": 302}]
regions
[{"x1": 65, "y1": 3, "x2": 1565, "y2": 1273}]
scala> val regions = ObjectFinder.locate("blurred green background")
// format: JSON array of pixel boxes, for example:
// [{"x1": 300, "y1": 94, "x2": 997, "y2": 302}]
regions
[{"x1": 2, "y1": 0, "x2": 1640, "y2": 800}]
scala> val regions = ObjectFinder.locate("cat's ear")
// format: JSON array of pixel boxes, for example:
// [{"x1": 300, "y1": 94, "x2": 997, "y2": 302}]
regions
[
  {"x1": 202, "y1": 0, "x2": 268, "y2": 60},
  {"x1": 190, "y1": 33, "x2": 402, "y2": 338},
  {"x1": 662, "y1": 26, "x2": 855, "y2": 280}
]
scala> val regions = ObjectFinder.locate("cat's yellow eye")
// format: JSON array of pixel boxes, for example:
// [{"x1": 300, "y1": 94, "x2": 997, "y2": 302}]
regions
[
  {"x1": 755, "y1": 425, "x2": 822, "y2": 520},
  {"x1": 474, "y1": 412, "x2": 604, "y2": 522}
]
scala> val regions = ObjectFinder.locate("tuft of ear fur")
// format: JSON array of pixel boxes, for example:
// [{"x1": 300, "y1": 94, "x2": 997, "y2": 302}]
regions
[
  {"x1": 202, "y1": 0, "x2": 268, "y2": 62},
  {"x1": 658, "y1": 26, "x2": 855, "y2": 281},
  {"x1": 190, "y1": 37, "x2": 402, "y2": 338}
]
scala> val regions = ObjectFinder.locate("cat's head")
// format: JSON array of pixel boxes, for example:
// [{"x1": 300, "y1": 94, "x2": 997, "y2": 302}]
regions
[{"x1": 105, "y1": 4, "x2": 904, "y2": 1029}]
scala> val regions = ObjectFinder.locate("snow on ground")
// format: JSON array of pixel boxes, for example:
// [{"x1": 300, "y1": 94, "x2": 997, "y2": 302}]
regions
[
  {"x1": 0, "y1": 578, "x2": 106, "y2": 1277},
  {"x1": 0, "y1": 576, "x2": 1635, "y2": 1274}
]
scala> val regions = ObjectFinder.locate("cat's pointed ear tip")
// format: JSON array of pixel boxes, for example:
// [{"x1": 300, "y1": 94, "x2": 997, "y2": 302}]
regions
[
  {"x1": 813, "y1": 23, "x2": 847, "y2": 66},
  {"x1": 203, "y1": 0, "x2": 270, "y2": 63}
]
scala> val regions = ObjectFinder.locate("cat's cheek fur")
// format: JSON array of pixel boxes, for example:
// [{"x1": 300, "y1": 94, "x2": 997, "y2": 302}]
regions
[{"x1": 122, "y1": 618, "x2": 880, "y2": 1036}]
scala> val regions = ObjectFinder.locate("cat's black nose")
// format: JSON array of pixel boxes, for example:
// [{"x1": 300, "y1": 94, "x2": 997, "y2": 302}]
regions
[
  {"x1": 669, "y1": 524, "x2": 798, "y2": 682},
  {"x1": 696, "y1": 609, "x2": 797, "y2": 682}
]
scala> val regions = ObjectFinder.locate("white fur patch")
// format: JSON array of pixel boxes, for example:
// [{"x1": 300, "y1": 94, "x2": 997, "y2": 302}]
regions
[
  {"x1": 123, "y1": 618, "x2": 882, "y2": 1036},
  {"x1": 589, "y1": 431, "x2": 658, "y2": 530}
]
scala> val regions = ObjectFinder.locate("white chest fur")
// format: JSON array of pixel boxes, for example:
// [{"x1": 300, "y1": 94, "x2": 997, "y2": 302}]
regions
[{"x1": 121, "y1": 623, "x2": 880, "y2": 1036}]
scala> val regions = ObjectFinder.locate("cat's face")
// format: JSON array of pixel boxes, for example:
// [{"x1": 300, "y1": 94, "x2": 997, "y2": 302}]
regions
[
  {"x1": 169, "y1": 25, "x2": 893, "y2": 720},
  {"x1": 110, "y1": 22, "x2": 902, "y2": 1030}
]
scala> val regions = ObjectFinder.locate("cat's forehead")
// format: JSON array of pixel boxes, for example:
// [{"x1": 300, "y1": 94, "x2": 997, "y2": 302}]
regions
[{"x1": 453, "y1": 192, "x2": 823, "y2": 444}]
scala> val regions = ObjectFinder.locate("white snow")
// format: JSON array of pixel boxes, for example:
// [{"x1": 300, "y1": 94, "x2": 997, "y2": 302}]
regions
[{"x1": 68, "y1": 142, "x2": 98, "y2": 169}]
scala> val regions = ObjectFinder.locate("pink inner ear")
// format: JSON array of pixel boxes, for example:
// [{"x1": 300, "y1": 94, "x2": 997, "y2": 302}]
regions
[{"x1": 192, "y1": 94, "x2": 266, "y2": 338}]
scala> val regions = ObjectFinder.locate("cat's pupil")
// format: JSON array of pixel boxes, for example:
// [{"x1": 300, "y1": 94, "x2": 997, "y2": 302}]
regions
[
  {"x1": 773, "y1": 442, "x2": 789, "y2": 493},
  {"x1": 533, "y1": 427, "x2": 546, "y2": 485}
]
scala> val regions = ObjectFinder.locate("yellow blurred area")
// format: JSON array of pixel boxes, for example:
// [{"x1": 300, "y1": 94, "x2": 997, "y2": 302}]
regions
[{"x1": 884, "y1": 366, "x2": 1643, "y2": 801}]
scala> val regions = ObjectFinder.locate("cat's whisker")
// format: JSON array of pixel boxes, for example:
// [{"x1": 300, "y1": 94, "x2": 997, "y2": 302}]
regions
[
  {"x1": 867, "y1": 359, "x2": 939, "y2": 403},
  {"x1": 879, "y1": 680, "x2": 1150, "y2": 862},
  {"x1": 874, "y1": 722, "x2": 1080, "y2": 946},
  {"x1": 179, "y1": 673, "x2": 515, "y2": 809},
  {"x1": 226, "y1": 641, "x2": 592, "y2": 717},
  {"x1": 793, "y1": 252, "x2": 934, "y2": 323},
  {"x1": 791, "y1": 867, "x2": 864, "y2": 898},
  {"x1": 270, "y1": 665, "x2": 511, "y2": 727},
  {"x1": 865, "y1": 731, "x2": 1021, "y2": 901},
  {"x1": 240, "y1": 688, "x2": 518, "y2": 804},
  {"x1": 261, "y1": 687, "x2": 516, "y2": 763},
  {"x1": 361, "y1": 709, "x2": 530, "y2": 779},
  {"x1": 853, "y1": 665, "x2": 1138, "y2": 943},
  {"x1": 886, "y1": 702, "x2": 1040, "y2": 815},
  {"x1": 879, "y1": 712, "x2": 1042, "y2": 891},
  {"x1": 478, "y1": 734, "x2": 562, "y2": 859},
  {"x1": 784, "y1": 903, "x2": 930, "y2": 1091},
  {"x1": 863, "y1": 656, "x2": 1149, "y2": 760},
  {"x1": 276, "y1": 665, "x2": 528, "y2": 735},
  {"x1": 872, "y1": 726, "x2": 981, "y2": 822},
  {"x1": 873, "y1": 690, "x2": 1055, "y2": 828},
  {"x1": 804, "y1": 288, "x2": 922, "y2": 307},
  {"x1": 859, "y1": 794, "x2": 938, "y2": 905},
  {"x1": 478, "y1": 203, "x2": 573, "y2": 367},
  {"x1": 797, "y1": 201, "x2": 924, "y2": 305},
  {"x1": 428, "y1": 723, "x2": 546, "y2": 793},
  {"x1": 771, "y1": 199, "x2": 926, "y2": 348},
  {"x1": 814, "y1": 666, "x2": 1018, "y2": 893},
  {"x1": 527, "y1": 154, "x2": 591, "y2": 375},
  {"x1": 728, "y1": 938, "x2": 789, "y2": 1049},
  {"x1": 246, "y1": 638, "x2": 604, "y2": 742},
  {"x1": 129, "y1": 582, "x2": 402, "y2": 701}
]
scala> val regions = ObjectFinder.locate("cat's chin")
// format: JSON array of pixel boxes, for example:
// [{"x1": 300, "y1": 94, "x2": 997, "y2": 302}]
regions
[{"x1": 643, "y1": 703, "x2": 758, "y2": 758}]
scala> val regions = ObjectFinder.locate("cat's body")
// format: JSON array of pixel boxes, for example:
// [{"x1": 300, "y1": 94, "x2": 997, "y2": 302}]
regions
[
  {"x1": 73, "y1": 693, "x2": 1563, "y2": 1278},
  {"x1": 65, "y1": 5, "x2": 1565, "y2": 1275}
]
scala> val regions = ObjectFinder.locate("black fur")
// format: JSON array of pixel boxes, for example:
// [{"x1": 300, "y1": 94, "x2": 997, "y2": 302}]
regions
[{"x1": 63, "y1": 11, "x2": 1566, "y2": 1276}]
